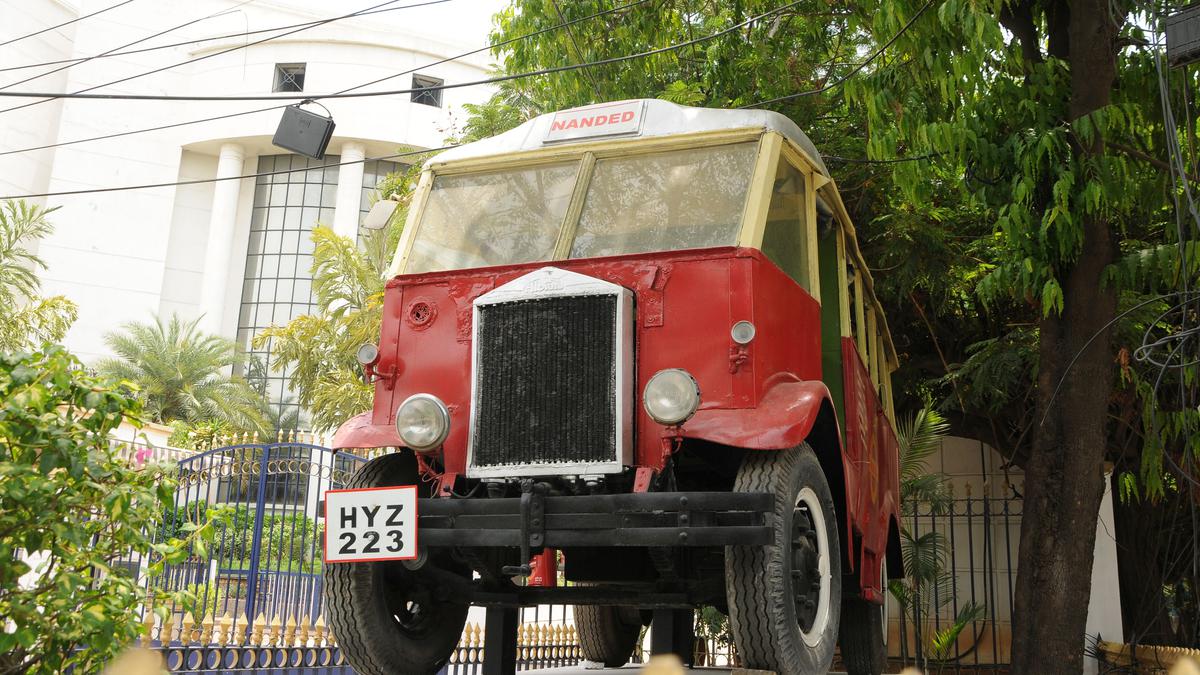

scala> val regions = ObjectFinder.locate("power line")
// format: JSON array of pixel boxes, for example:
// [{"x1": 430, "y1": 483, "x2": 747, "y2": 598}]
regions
[
  {"x1": 0, "y1": 0, "x2": 135, "y2": 49},
  {"x1": 0, "y1": 4, "x2": 419, "y2": 74},
  {"x1": 0, "y1": 0, "x2": 802, "y2": 105},
  {"x1": 0, "y1": 0, "x2": 632, "y2": 158},
  {"x1": 0, "y1": 145, "x2": 455, "y2": 200},
  {"x1": 0, "y1": 0, "x2": 443, "y2": 115},
  {"x1": 0, "y1": 0, "x2": 259, "y2": 91},
  {"x1": 740, "y1": 0, "x2": 936, "y2": 109}
]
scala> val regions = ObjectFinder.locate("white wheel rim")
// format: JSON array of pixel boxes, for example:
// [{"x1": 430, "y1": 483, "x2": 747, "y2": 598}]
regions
[{"x1": 796, "y1": 487, "x2": 831, "y2": 647}]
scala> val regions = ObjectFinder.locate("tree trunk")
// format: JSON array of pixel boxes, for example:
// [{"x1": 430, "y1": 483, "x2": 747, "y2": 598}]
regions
[{"x1": 1009, "y1": 4, "x2": 1119, "y2": 673}]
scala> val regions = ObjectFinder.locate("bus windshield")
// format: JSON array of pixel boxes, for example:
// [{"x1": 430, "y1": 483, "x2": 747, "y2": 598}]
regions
[{"x1": 403, "y1": 141, "x2": 759, "y2": 274}]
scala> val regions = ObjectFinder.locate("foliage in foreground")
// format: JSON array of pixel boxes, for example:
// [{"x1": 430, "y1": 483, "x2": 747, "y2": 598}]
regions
[
  {"x1": 95, "y1": 315, "x2": 268, "y2": 436},
  {"x1": 0, "y1": 346, "x2": 213, "y2": 674},
  {"x1": 0, "y1": 200, "x2": 77, "y2": 353}
]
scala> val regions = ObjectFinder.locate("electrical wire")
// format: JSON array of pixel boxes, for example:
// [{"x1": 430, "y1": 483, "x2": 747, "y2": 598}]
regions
[
  {"x1": 0, "y1": 145, "x2": 456, "y2": 200},
  {"x1": 0, "y1": 0, "x2": 648, "y2": 159},
  {"x1": 0, "y1": 0, "x2": 641, "y2": 159},
  {"x1": 0, "y1": 0, "x2": 445, "y2": 115},
  {"x1": 0, "y1": 3, "x2": 424, "y2": 74},
  {"x1": 740, "y1": 0, "x2": 936, "y2": 109},
  {"x1": 0, "y1": 0, "x2": 259, "y2": 91},
  {"x1": 0, "y1": 0, "x2": 802, "y2": 105},
  {"x1": 0, "y1": 0, "x2": 135, "y2": 49}
]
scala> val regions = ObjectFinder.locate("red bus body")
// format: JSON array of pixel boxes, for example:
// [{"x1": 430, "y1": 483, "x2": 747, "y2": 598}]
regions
[{"x1": 335, "y1": 245, "x2": 899, "y2": 600}]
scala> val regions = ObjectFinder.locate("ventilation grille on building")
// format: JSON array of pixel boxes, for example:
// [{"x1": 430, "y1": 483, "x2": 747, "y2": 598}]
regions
[
  {"x1": 274, "y1": 63, "x2": 306, "y2": 92},
  {"x1": 411, "y1": 74, "x2": 443, "y2": 107}
]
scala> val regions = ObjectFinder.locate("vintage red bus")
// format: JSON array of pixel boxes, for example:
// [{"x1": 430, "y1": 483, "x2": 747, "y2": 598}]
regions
[{"x1": 324, "y1": 99, "x2": 902, "y2": 675}]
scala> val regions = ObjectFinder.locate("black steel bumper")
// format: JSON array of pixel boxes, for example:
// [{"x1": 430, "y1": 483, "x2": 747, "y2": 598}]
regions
[{"x1": 417, "y1": 491, "x2": 774, "y2": 549}]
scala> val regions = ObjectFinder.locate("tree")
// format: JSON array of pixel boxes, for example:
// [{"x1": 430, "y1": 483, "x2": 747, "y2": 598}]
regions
[
  {"x1": 845, "y1": 4, "x2": 1193, "y2": 670},
  {"x1": 96, "y1": 315, "x2": 268, "y2": 435},
  {"x1": 0, "y1": 200, "x2": 77, "y2": 353},
  {"x1": 254, "y1": 168, "x2": 416, "y2": 433},
  {"x1": 472, "y1": 2, "x2": 1194, "y2": 670},
  {"x1": 0, "y1": 346, "x2": 212, "y2": 674}
]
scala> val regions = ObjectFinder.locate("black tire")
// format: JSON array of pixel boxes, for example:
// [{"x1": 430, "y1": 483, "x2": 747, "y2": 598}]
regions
[
  {"x1": 323, "y1": 452, "x2": 469, "y2": 675},
  {"x1": 575, "y1": 605, "x2": 641, "y2": 667},
  {"x1": 839, "y1": 565, "x2": 887, "y2": 675},
  {"x1": 725, "y1": 445, "x2": 842, "y2": 675}
]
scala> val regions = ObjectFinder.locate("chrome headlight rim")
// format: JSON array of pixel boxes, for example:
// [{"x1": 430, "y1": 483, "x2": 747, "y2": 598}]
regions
[
  {"x1": 643, "y1": 368, "x2": 701, "y2": 426},
  {"x1": 356, "y1": 342, "x2": 381, "y2": 366},
  {"x1": 395, "y1": 393, "x2": 450, "y2": 452}
]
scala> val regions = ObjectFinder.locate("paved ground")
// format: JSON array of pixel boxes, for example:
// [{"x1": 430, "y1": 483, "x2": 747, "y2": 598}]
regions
[{"x1": 532, "y1": 662, "x2": 854, "y2": 667}]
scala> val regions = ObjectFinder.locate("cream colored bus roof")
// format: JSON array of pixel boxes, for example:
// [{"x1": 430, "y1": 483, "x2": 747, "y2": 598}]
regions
[{"x1": 431, "y1": 99, "x2": 829, "y2": 175}]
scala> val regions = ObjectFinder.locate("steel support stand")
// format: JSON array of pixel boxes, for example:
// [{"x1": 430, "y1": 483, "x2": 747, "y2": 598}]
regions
[
  {"x1": 482, "y1": 606, "x2": 518, "y2": 675},
  {"x1": 650, "y1": 608, "x2": 695, "y2": 666}
]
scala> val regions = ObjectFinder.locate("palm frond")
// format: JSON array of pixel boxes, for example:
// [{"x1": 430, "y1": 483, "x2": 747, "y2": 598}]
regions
[{"x1": 898, "y1": 406, "x2": 950, "y2": 483}]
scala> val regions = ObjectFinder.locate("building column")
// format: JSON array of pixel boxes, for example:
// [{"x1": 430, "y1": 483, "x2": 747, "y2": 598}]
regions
[
  {"x1": 332, "y1": 141, "x2": 366, "y2": 241},
  {"x1": 199, "y1": 143, "x2": 246, "y2": 336}
]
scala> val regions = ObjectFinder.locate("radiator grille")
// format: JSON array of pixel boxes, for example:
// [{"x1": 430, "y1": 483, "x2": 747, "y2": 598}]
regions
[{"x1": 471, "y1": 294, "x2": 618, "y2": 470}]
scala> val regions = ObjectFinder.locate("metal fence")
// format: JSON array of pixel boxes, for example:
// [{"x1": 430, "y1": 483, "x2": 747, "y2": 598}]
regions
[
  {"x1": 116, "y1": 441, "x2": 1020, "y2": 673},
  {"x1": 888, "y1": 487, "x2": 1022, "y2": 674}
]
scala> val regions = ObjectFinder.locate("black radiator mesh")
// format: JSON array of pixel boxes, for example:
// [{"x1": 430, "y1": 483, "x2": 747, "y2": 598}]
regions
[{"x1": 472, "y1": 294, "x2": 618, "y2": 469}]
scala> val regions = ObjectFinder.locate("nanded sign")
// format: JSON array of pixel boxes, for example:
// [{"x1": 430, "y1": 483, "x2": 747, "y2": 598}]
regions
[{"x1": 544, "y1": 100, "x2": 645, "y2": 143}]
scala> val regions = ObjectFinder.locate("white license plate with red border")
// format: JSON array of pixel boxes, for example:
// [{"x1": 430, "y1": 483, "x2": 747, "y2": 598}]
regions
[{"x1": 323, "y1": 486, "x2": 418, "y2": 563}]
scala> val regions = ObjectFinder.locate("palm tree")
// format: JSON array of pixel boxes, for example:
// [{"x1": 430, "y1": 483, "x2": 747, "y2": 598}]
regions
[
  {"x1": 890, "y1": 405, "x2": 985, "y2": 672},
  {"x1": 96, "y1": 315, "x2": 268, "y2": 435},
  {"x1": 0, "y1": 199, "x2": 77, "y2": 352}
]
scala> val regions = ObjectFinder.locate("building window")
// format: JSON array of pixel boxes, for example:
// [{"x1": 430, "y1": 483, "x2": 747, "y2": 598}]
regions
[
  {"x1": 238, "y1": 156, "x2": 407, "y2": 424},
  {"x1": 273, "y1": 63, "x2": 306, "y2": 92},
  {"x1": 238, "y1": 154, "x2": 340, "y2": 422},
  {"x1": 411, "y1": 74, "x2": 443, "y2": 107}
]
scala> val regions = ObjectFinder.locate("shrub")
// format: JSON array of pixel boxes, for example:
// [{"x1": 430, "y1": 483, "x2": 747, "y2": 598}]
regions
[{"x1": 0, "y1": 346, "x2": 212, "y2": 674}]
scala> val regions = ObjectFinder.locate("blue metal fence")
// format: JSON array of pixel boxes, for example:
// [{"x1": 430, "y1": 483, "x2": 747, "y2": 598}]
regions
[{"x1": 126, "y1": 441, "x2": 367, "y2": 672}]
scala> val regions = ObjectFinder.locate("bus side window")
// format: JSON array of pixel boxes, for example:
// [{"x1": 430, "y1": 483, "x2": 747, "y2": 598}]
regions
[{"x1": 761, "y1": 159, "x2": 811, "y2": 291}]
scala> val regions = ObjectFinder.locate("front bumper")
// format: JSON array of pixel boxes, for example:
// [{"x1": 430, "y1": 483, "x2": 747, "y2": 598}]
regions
[{"x1": 418, "y1": 490, "x2": 775, "y2": 549}]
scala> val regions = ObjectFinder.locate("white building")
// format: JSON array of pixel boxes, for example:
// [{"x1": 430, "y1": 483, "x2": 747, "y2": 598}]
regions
[{"x1": 1, "y1": 0, "x2": 501, "y2": 418}]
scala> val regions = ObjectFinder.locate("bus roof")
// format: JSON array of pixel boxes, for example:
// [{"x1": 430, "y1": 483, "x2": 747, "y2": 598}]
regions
[{"x1": 432, "y1": 99, "x2": 829, "y2": 175}]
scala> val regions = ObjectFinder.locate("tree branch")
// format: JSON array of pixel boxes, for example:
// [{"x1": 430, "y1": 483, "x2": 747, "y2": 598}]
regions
[
  {"x1": 1108, "y1": 141, "x2": 1200, "y2": 183},
  {"x1": 998, "y1": 0, "x2": 1043, "y2": 66}
]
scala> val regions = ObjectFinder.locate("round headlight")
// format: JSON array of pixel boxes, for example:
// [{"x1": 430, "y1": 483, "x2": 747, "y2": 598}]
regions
[
  {"x1": 356, "y1": 343, "x2": 380, "y2": 366},
  {"x1": 395, "y1": 394, "x2": 450, "y2": 452},
  {"x1": 643, "y1": 369, "x2": 701, "y2": 426},
  {"x1": 731, "y1": 320, "x2": 756, "y2": 345}
]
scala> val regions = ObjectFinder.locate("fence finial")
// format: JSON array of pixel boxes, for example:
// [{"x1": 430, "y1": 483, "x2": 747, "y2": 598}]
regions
[
  {"x1": 298, "y1": 614, "x2": 312, "y2": 648},
  {"x1": 235, "y1": 612, "x2": 249, "y2": 646},
  {"x1": 252, "y1": 612, "x2": 267, "y2": 646},
  {"x1": 313, "y1": 615, "x2": 327, "y2": 646},
  {"x1": 161, "y1": 612, "x2": 176, "y2": 645},
  {"x1": 199, "y1": 611, "x2": 215, "y2": 645},
  {"x1": 140, "y1": 609, "x2": 155, "y2": 647},
  {"x1": 267, "y1": 613, "x2": 283, "y2": 647},
  {"x1": 217, "y1": 611, "x2": 233, "y2": 646},
  {"x1": 284, "y1": 614, "x2": 298, "y2": 647},
  {"x1": 181, "y1": 612, "x2": 196, "y2": 645}
]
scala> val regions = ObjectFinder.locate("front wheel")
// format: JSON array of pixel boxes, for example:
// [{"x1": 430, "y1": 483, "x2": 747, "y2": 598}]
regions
[
  {"x1": 725, "y1": 445, "x2": 842, "y2": 675},
  {"x1": 323, "y1": 452, "x2": 469, "y2": 675}
]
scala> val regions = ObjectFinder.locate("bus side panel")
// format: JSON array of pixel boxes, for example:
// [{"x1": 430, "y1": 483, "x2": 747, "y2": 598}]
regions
[{"x1": 842, "y1": 337, "x2": 896, "y2": 599}]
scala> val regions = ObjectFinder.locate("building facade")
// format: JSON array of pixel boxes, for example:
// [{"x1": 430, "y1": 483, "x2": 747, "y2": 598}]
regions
[{"x1": 1, "y1": 0, "x2": 499, "y2": 417}]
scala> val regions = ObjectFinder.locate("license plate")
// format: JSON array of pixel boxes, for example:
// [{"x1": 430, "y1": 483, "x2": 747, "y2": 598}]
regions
[{"x1": 323, "y1": 486, "x2": 418, "y2": 563}]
